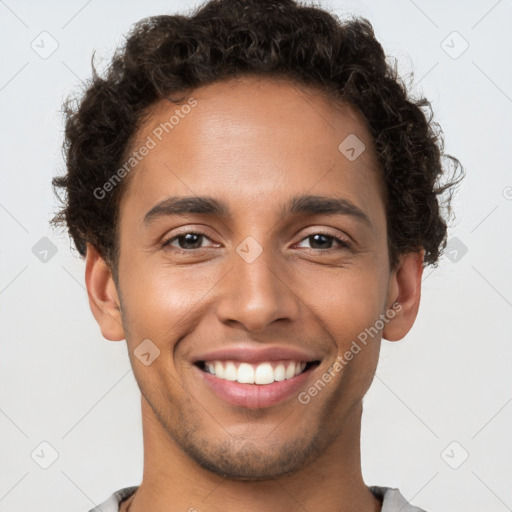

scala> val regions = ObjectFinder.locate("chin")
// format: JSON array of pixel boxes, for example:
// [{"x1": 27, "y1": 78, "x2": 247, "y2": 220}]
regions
[{"x1": 177, "y1": 432, "x2": 324, "y2": 480}]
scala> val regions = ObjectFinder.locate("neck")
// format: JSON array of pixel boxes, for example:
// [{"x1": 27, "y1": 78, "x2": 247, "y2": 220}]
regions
[{"x1": 125, "y1": 396, "x2": 381, "y2": 512}]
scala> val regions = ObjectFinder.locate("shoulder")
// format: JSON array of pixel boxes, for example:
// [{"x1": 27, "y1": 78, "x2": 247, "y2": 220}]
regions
[
  {"x1": 86, "y1": 486, "x2": 139, "y2": 512},
  {"x1": 370, "y1": 485, "x2": 429, "y2": 512},
  {"x1": 86, "y1": 484, "x2": 426, "y2": 512}
]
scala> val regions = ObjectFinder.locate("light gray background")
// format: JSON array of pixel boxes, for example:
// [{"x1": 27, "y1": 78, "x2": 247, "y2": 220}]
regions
[{"x1": 1, "y1": 1, "x2": 511, "y2": 510}]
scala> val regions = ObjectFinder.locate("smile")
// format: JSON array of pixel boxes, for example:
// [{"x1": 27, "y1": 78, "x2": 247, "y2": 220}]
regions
[
  {"x1": 198, "y1": 360, "x2": 317, "y2": 385},
  {"x1": 194, "y1": 358, "x2": 321, "y2": 409}
]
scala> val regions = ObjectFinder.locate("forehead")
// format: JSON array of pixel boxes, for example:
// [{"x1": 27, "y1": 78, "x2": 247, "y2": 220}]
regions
[{"x1": 120, "y1": 76, "x2": 384, "y2": 224}]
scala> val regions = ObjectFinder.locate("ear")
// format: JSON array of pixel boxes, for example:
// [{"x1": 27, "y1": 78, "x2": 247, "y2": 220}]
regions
[
  {"x1": 84, "y1": 243, "x2": 125, "y2": 341},
  {"x1": 382, "y1": 250, "x2": 424, "y2": 342}
]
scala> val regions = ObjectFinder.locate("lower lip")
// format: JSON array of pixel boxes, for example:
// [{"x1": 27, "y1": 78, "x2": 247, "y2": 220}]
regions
[{"x1": 195, "y1": 364, "x2": 317, "y2": 409}]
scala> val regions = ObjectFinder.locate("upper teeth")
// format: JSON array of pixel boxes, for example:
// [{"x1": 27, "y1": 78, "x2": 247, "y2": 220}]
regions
[{"x1": 204, "y1": 360, "x2": 307, "y2": 385}]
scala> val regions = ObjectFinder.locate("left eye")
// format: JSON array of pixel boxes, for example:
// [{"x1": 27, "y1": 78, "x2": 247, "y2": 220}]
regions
[{"x1": 296, "y1": 233, "x2": 351, "y2": 251}]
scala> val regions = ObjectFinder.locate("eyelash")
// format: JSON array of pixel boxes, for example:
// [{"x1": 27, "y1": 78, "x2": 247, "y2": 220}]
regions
[{"x1": 161, "y1": 230, "x2": 352, "y2": 253}]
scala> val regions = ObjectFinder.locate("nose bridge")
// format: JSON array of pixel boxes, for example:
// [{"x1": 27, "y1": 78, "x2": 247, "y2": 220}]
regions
[{"x1": 214, "y1": 236, "x2": 300, "y2": 332}]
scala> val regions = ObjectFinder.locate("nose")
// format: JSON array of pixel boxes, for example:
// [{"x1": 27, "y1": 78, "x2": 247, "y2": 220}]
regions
[{"x1": 214, "y1": 243, "x2": 301, "y2": 333}]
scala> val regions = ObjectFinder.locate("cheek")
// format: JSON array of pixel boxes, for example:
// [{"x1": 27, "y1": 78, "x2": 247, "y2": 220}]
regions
[
  {"x1": 118, "y1": 255, "x2": 223, "y2": 341},
  {"x1": 300, "y1": 265, "x2": 386, "y2": 394},
  {"x1": 299, "y1": 266, "x2": 387, "y2": 344}
]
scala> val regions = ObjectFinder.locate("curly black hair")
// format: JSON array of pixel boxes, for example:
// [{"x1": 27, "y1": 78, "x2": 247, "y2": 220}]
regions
[{"x1": 52, "y1": 0, "x2": 463, "y2": 273}]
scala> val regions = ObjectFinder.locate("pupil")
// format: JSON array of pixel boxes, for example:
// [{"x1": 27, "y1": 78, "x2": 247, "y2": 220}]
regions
[
  {"x1": 179, "y1": 233, "x2": 201, "y2": 249},
  {"x1": 311, "y1": 234, "x2": 331, "y2": 249}
]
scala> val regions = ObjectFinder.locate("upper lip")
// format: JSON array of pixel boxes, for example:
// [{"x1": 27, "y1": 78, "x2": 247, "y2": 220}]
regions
[{"x1": 193, "y1": 344, "x2": 322, "y2": 364}]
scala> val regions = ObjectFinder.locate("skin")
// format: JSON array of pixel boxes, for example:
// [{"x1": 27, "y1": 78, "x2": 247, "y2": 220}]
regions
[{"x1": 85, "y1": 76, "x2": 423, "y2": 512}]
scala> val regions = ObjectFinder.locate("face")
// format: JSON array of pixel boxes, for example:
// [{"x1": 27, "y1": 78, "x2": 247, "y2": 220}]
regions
[{"x1": 87, "y1": 76, "x2": 421, "y2": 480}]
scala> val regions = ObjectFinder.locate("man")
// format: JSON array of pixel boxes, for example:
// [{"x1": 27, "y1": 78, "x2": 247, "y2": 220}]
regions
[{"x1": 52, "y1": 0, "x2": 463, "y2": 510}]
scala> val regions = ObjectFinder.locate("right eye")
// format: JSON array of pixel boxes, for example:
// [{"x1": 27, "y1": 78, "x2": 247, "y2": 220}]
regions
[{"x1": 162, "y1": 232, "x2": 211, "y2": 250}]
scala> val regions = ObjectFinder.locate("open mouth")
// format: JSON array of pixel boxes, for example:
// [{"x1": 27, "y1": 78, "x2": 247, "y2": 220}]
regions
[{"x1": 195, "y1": 359, "x2": 321, "y2": 385}]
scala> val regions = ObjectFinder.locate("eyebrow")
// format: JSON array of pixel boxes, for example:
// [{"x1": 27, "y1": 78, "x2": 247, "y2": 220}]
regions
[{"x1": 143, "y1": 194, "x2": 371, "y2": 227}]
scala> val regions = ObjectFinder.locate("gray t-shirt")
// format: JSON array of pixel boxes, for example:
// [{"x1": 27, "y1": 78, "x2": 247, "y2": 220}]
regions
[{"x1": 87, "y1": 485, "x2": 428, "y2": 511}]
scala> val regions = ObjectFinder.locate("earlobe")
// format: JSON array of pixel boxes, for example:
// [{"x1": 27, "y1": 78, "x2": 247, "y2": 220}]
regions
[
  {"x1": 84, "y1": 244, "x2": 125, "y2": 341},
  {"x1": 382, "y1": 250, "x2": 424, "y2": 342}
]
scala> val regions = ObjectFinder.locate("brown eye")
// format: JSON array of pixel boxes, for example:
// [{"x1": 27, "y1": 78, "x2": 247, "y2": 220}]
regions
[{"x1": 163, "y1": 232, "x2": 212, "y2": 250}]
